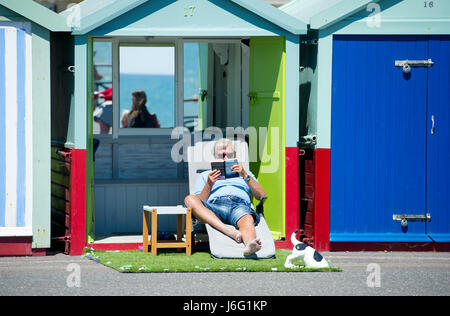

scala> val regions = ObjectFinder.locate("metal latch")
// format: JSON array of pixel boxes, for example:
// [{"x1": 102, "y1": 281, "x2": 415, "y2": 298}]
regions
[
  {"x1": 395, "y1": 59, "x2": 434, "y2": 74},
  {"x1": 299, "y1": 134, "x2": 317, "y2": 146},
  {"x1": 393, "y1": 213, "x2": 431, "y2": 227}
]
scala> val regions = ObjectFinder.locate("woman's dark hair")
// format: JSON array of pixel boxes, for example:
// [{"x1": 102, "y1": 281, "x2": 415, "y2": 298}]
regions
[{"x1": 129, "y1": 90, "x2": 149, "y2": 122}]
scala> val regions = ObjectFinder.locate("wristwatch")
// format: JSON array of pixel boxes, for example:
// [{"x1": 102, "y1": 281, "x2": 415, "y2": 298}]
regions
[{"x1": 243, "y1": 174, "x2": 251, "y2": 182}]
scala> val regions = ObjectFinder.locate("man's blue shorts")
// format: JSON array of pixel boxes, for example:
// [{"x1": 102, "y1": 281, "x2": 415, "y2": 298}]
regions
[{"x1": 200, "y1": 196, "x2": 260, "y2": 229}]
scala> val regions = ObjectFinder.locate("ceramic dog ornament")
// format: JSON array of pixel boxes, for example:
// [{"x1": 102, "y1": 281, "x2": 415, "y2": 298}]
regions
[{"x1": 284, "y1": 230, "x2": 330, "y2": 269}]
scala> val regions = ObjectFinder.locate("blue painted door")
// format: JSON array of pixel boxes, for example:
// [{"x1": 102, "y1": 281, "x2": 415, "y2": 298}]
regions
[
  {"x1": 426, "y1": 36, "x2": 450, "y2": 242},
  {"x1": 330, "y1": 35, "x2": 430, "y2": 242}
]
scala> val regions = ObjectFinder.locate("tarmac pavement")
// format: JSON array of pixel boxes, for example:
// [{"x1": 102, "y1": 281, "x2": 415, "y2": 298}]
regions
[{"x1": 0, "y1": 251, "x2": 448, "y2": 296}]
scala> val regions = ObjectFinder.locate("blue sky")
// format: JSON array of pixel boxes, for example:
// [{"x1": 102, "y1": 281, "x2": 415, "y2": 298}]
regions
[{"x1": 120, "y1": 46, "x2": 175, "y2": 75}]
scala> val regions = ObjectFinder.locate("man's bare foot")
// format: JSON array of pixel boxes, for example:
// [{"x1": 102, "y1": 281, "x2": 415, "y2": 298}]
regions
[
  {"x1": 224, "y1": 229, "x2": 242, "y2": 243},
  {"x1": 243, "y1": 239, "x2": 262, "y2": 256},
  {"x1": 234, "y1": 231, "x2": 242, "y2": 244}
]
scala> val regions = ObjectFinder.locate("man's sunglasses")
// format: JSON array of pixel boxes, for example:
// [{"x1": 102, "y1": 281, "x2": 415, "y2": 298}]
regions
[{"x1": 215, "y1": 153, "x2": 235, "y2": 159}]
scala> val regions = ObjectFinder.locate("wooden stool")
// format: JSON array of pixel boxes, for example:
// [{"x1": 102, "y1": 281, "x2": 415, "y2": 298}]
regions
[{"x1": 142, "y1": 206, "x2": 192, "y2": 256}]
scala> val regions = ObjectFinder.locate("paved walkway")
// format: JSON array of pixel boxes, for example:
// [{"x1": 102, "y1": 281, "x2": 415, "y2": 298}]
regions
[{"x1": 0, "y1": 251, "x2": 449, "y2": 296}]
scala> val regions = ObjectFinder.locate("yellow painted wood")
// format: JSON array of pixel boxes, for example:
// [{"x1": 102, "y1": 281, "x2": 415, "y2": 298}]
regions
[
  {"x1": 186, "y1": 208, "x2": 192, "y2": 256},
  {"x1": 143, "y1": 207, "x2": 192, "y2": 256},
  {"x1": 155, "y1": 241, "x2": 187, "y2": 248},
  {"x1": 142, "y1": 209, "x2": 149, "y2": 253},
  {"x1": 177, "y1": 214, "x2": 183, "y2": 242}
]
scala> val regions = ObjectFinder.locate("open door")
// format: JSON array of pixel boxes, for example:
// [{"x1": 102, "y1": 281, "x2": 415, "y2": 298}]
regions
[{"x1": 249, "y1": 37, "x2": 286, "y2": 239}]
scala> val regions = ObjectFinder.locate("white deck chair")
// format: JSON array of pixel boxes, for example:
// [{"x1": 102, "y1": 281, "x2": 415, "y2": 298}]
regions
[{"x1": 187, "y1": 140, "x2": 276, "y2": 259}]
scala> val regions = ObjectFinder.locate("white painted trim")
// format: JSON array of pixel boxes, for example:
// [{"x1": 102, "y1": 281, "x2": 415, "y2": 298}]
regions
[
  {"x1": 94, "y1": 36, "x2": 252, "y2": 136},
  {"x1": 24, "y1": 23, "x2": 33, "y2": 228},
  {"x1": 112, "y1": 38, "x2": 179, "y2": 135},
  {"x1": 315, "y1": 34, "x2": 333, "y2": 149},
  {"x1": 143, "y1": 205, "x2": 187, "y2": 215},
  {"x1": 285, "y1": 37, "x2": 300, "y2": 147},
  {"x1": 0, "y1": 226, "x2": 32, "y2": 237},
  {"x1": 4, "y1": 27, "x2": 18, "y2": 227}
]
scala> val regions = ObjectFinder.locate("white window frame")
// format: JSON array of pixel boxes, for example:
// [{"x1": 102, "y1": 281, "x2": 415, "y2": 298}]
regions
[
  {"x1": 92, "y1": 37, "x2": 183, "y2": 138},
  {"x1": 92, "y1": 37, "x2": 249, "y2": 139},
  {"x1": 92, "y1": 37, "x2": 113, "y2": 137},
  {"x1": 116, "y1": 37, "x2": 182, "y2": 137},
  {"x1": 182, "y1": 38, "x2": 248, "y2": 129}
]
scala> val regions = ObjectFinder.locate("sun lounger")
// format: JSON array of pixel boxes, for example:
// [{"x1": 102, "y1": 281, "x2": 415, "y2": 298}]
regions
[{"x1": 187, "y1": 140, "x2": 276, "y2": 259}]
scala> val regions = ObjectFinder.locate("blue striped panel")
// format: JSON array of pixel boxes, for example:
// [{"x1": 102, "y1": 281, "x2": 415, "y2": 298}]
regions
[
  {"x1": 16, "y1": 28, "x2": 26, "y2": 227},
  {"x1": 0, "y1": 29, "x2": 5, "y2": 227}
]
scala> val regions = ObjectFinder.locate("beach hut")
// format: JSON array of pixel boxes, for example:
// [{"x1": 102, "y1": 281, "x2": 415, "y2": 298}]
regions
[
  {"x1": 59, "y1": 0, "x2": 307, "y2": 254},
  {"x1": 0, "y1": 0, "x2": 70, "y2": 255},
  {"x1": 281, "y1": 0, "x2": 450, "y2": 250}
]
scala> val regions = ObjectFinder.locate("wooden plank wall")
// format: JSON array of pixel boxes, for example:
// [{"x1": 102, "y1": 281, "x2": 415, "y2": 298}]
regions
[
  {"x1": 298, "y1": 147, "x2": 314, "y2": 247},
  {"x1": 93, "y1": 180, "x2": 189, "y2": 234},
  {"x1": 93, "y1": 136, "x2": 187, "y2": 179},
  {"x1": 93, "y1": 141, "x2": 112, "y2": 179},
  {"x1": 50, "y1": 144, "x2": 70, "y2": 243},
  {"x1": 92, "y1": 135, "x2": 191, "y2": 234}
]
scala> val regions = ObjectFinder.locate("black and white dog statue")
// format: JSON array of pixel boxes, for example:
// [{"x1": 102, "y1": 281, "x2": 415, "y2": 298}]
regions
[{"x1": 284, "y1": 229, "x2": 329, "y2": 269}]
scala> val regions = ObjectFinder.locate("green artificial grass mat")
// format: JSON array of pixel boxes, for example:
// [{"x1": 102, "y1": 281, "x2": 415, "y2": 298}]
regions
[{"x1": 83, "y1": 248, "x2": 342, "y2": 273}]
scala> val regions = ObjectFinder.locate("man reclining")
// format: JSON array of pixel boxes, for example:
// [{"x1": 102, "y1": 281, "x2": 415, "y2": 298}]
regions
[{"x1": 184, "y1": 139, "x2": 266, "y2": 256}]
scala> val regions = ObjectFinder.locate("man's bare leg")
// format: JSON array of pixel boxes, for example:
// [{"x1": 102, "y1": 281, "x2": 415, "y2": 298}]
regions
[
  {"x1": 184, "y1": 194, "x2": 242, "y2": 243},
  {"x1": 236, "y1": 214, "x2": 262, "y2": 256}
]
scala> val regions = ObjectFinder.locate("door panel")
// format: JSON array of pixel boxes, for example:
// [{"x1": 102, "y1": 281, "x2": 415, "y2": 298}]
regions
[
  {"x1": 426, "y1": 36, "x2": 450, "y2": 241},
  {"x1": 249, "y1": 36, "x2": 285, "y2": 239},
  {"x1": 197, "y1": 43, "x2": 210, "y2": 130},
  {"x1": 330, "y1": 36, "x2": 429, "y2": 241}
]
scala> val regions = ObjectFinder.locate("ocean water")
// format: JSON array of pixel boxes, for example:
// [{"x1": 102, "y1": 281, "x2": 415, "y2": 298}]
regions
[{"x1": 119, "y1": 73, "x2": 175, "y2": 128}]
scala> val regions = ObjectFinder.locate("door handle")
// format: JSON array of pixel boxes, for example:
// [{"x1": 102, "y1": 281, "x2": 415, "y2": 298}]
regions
[
  {"x1": 200, "y1": 90, "x2": 207, "y2": 102},
  {"x1": 431, "y1": 115, "x2": 435, "y2": 135},
  {"x1": 248, "y1": 92, "x2": 258, "y2": 105}
]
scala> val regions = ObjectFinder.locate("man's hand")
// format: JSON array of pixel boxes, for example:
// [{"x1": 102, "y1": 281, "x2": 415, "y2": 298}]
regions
[
  {"x1": 207, "y1": 169, "x2": 221, "y2": 186},
  {"x1": 230, "y1": 163, "x2": 247, "y2": 178}
]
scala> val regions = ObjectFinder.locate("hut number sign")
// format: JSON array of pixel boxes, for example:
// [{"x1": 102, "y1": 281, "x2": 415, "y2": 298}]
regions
[
  {"x1": 184, "y1": 6, "x2": 195, "y2": 17},
  {"x1": 424, "y1": 1, "x2": 435, "y2": 8}
]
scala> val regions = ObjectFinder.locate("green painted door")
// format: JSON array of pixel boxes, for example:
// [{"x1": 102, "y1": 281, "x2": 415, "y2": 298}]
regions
[{"x1": 249, "y1": 37, "x2": 285, "y2": 239}]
